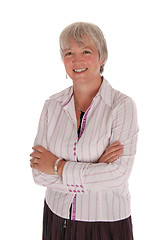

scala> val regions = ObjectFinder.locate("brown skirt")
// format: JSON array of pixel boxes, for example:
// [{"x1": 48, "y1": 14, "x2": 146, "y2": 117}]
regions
[{"x1": 43, "y1": 201, "x2": 134, "y2": 240}]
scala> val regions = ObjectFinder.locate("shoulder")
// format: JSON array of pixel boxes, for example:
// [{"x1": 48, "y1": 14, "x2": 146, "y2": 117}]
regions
[
  {"x1": 49, "y1": 86, "x2": 72, "y2": 102},
  {"x1": 44, "y1": 86, "x2": 73, "y2": 106},
  {"x1": 111, "y1": 87, "x2": 137, "y2": 118},
  {"x1": 102, "y1": 78, "x2": 136, "y2": 109},
  {"x1": 102, "y1": 78, "x2": 137, "y2": 115},
  {"x1": 112, "y1": 88, "x2": 133, "y2": 108}
]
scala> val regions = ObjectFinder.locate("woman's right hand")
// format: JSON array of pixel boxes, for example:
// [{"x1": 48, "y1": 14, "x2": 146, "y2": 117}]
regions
[{"x1": 98, "y1": 141, "x2": 123, "y2": 164}]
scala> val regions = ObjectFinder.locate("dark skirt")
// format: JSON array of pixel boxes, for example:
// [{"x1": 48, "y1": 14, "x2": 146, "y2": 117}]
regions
[{"x1": 43, "y1": 201, "x2": 134, "y2": 240}]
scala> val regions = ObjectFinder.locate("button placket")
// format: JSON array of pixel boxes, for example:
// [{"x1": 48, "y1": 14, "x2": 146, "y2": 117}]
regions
[{"x1": 73, "y1": 140, "x2": 78, "y2": 161}]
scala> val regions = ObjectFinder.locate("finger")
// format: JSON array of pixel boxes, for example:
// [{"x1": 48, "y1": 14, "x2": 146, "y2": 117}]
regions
[
  {"x1": 30, "y1": 162, "x2": 38, "y2": 169},
  {"x1": 30, "y1": 151, "x2": 41, "y2": 158},
  {"x1": 105, "y1": 144, "x2": 123, "y2": 155},
  {"x1": 30, "y1": 161, "x2": 42, "y2": 172},
  {"x1": 110, "y1": 141, "x2": 120, "y2": 147},
  {"x1": 105, "y1": 155, "x2": 119, "y2": 164},
  {"x1": 32, "y1": 145, "x2": 46, "y2": 153},
  {"x1": 107, "y1": 148, "x2": 123, "y2": 159},
  {"x1": 99, "y1": 148, "x2": 123, "y2": 163},
  {"x1": 30, "y1": 157, "x2": 39, "y2": 164},
  {"x1": 108, "y1": 143, "x2": 123, "y2": 151}
]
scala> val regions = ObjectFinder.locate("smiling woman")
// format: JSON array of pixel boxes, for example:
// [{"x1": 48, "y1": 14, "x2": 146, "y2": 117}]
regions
[
  {"x1": 59, "y1": 22, "x2": 108, "y2": 74},
  {"x1": 63, "y1": 38, "x2": 104, "y2": 90},
  {"x1": 30, "y1": 22, "x2": 138, "y2": 240}
]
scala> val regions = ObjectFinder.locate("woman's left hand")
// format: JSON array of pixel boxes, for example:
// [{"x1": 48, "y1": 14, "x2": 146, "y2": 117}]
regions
[
  {"x1": 98, "y1": 141, "x2": 123, "y2": 164},
  {"x1": 30, "y1": 145, "x2": 58, "y2": 175}
]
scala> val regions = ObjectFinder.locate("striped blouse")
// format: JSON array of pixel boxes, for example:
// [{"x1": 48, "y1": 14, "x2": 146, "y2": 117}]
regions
[{"x1": 32, "y1": 77, "x2": 139, "y2": 222}]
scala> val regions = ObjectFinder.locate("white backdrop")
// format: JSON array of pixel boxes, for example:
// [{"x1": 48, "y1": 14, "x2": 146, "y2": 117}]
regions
[{"x1": 0, "y1": 0, "x2": 161, "y2": 239}]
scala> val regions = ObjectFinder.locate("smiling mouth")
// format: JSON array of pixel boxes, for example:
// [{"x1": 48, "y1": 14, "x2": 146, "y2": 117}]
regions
[{"x1": 73, "y1": 68, "x2": 88, "y2": 73}]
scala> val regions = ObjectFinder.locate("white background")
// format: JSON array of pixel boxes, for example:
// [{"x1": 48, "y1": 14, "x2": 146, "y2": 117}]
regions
[{"x1": 0, "y1": 0, "x2": 161, "y2": 239}]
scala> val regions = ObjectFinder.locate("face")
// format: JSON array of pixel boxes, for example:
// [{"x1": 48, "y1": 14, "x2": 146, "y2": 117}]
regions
[{"x1": 63, "y1": 38, "x2": 104, "y2": 85}]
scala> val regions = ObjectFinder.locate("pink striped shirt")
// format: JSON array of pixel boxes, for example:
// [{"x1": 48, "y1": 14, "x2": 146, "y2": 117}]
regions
[{"x1": 32, "y1": 78, "x2": 139, "y2": 222}]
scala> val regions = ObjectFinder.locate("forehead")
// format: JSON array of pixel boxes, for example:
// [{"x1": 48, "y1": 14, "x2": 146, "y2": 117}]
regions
[{"x1": 64, "y1": 36, "x2": 97, "y2": 51}]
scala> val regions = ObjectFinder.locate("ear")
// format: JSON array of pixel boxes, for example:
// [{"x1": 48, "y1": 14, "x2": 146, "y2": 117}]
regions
[{"x1": 100, "y1": 57, "x2": 105, "y2": 66}]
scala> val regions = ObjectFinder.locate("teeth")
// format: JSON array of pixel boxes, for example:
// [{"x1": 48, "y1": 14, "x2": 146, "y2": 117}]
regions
[{"x1": 74, "y1": 68, "x2": 87, "y2": 73}]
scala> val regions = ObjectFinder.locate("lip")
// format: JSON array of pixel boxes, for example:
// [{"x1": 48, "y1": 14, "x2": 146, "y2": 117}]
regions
[{"x1": 73, "y1": 68, "x2": 88, "y2": 73}]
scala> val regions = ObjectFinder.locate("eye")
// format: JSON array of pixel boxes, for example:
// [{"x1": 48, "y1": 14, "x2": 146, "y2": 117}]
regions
[
  {"x1": 64, "y1": 51, "x2": 72, "y2": 56},
  {"x1": 83, "y1": 50, "x2": 91, "y2": 54}
]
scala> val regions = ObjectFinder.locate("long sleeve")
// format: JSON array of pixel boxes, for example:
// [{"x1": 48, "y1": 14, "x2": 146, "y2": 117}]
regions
[
  {"x1": 32, "y1": 100, "x2": 68, "y2": 193},
  {"x1": 62, "y1": 97, "x2": 139, "y2": 193}
]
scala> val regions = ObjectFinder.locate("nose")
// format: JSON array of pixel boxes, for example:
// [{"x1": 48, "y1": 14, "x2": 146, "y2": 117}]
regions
[{"x1": 72, "y1": 53, "x2": 83, "y2": 64}]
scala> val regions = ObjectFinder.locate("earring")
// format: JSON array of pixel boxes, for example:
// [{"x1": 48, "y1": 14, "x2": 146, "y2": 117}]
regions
[{"x1": 66, "y1": 73, "x2": 68, "y2": 79}]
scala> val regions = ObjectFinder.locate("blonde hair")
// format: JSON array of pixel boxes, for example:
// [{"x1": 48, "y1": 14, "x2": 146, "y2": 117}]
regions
[{"x1": 59, "y1": 22, "x2": 108, "y2": 73}]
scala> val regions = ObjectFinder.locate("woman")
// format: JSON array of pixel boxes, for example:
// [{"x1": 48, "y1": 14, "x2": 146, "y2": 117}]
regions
[{"x1": 30, "y1": 22, "x2": 138, "y2": 240}]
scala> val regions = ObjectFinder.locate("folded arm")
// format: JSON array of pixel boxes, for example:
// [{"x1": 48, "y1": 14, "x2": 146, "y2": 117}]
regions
[
  {"x1": 30, "y1": 97, "x2": 138, "y2": 194},
  {"x1": 62, "y1": 97, "x2": 139, "y2": 193}
]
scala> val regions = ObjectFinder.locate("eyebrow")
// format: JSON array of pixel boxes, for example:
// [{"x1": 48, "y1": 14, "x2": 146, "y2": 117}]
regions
[
  {"x1": 64, "y1": 44, "x2": 95, "y2": 53},
  {"x1": 82, "y1": 46, "x2": 93, "y2": 49}
]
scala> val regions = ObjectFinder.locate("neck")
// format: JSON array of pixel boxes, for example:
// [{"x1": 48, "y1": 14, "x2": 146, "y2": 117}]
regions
[{"x1": 73, "y1": 76, "x2": 103, "y2": 111}]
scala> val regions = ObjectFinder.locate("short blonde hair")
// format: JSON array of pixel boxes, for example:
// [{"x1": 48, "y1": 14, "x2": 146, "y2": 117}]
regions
[{"x1": 59, "y1": 22, "x2": 108, "y2": 73}]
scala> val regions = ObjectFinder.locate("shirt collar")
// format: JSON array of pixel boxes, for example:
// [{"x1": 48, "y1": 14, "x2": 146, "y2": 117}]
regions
[
  {"x1": 98, "y1": 77, "x2": 113, "y2": 107},
  {"x1": 55, "y1": 77, "x2": 113, "y2": 108}
]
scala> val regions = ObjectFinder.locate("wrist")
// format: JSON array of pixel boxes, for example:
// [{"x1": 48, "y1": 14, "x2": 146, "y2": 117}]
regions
[{"x1": 57, "y1": 159, "x2": 66, "y2": 176}]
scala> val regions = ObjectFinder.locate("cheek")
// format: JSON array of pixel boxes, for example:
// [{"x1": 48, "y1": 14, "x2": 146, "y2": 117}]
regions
[
  {"x1": 87, "y1": 55, "x2": 100, "y2": 66},
  {"x1": 63, "y1": 59, "x2": 71, "y2": 71}
]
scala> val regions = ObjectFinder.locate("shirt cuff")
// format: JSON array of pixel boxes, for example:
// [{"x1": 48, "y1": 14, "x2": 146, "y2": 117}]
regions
[{"x1": 62, "y1": 161, "x2": 87, "y2": 194}]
